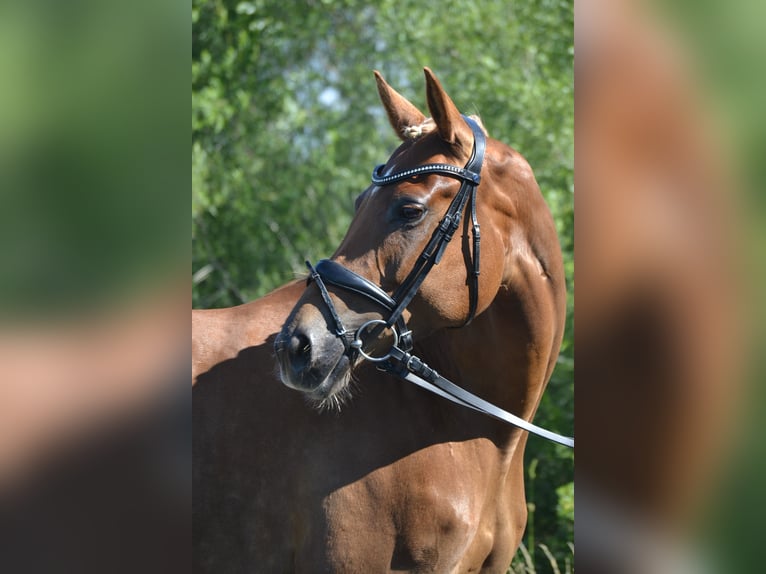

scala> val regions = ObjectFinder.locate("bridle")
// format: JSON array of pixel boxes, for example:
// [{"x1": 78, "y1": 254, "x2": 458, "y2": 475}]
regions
[
  {"x1": 305, "y1": 115, "x2": 574, "y2": 448},
  {"x1": 308, "y1": 115, "x2": 485, "y2": 354}
]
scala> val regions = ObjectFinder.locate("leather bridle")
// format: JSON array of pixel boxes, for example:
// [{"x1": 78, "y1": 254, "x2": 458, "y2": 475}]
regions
[
  {"x1": 304, "y1": 115, "x2": 574, "y2": 448},
  {"x1": 307, "y1": 115, "x2": 485, "y2": 354}
]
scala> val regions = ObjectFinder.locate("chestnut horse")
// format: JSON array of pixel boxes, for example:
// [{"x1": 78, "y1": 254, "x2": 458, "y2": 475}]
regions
[{"x1": 193, "y1": 68, "x2": 567, "y2": 573}]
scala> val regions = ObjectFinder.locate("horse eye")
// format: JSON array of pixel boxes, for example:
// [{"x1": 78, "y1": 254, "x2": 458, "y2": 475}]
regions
[{"x1": 400, "y1": 204, "x2": 425, "y2": 221}]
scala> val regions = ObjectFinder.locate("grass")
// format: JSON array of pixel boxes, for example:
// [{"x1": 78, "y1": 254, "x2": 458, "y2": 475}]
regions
[{"x1": 508, "y1": 542, "x2": 574, "y2": 574}]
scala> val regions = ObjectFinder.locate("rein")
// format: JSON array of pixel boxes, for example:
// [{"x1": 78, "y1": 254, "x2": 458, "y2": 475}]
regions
[{"x1": 306, "y1": 116, "x2": 574, "y2": 449}]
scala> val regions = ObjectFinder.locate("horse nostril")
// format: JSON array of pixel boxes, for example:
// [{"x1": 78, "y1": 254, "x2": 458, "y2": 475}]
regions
[{"x1": 287, "y1": 331, "x2": 312, "y2": 373}]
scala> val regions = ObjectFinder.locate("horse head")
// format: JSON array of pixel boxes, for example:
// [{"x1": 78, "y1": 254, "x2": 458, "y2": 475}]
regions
[{"x1": 275, "y1": 68, "x2": 562, "y2": 410}]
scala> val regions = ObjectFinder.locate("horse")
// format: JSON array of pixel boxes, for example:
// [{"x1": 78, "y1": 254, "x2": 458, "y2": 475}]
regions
[{"x1": 193, "y1": 68, "x2": 567, "y2": 573}]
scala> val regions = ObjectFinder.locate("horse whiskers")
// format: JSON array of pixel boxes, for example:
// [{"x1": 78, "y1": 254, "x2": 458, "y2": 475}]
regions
[
  {"x1": 311, "y1": 367, "x2": 363, "y2": 414},
  {"x1": 312, "y1": 389, "x2": 345, "y2": 414},
  {"x1": 314, "y1": 385, "x2": 351, "y2": 414}
]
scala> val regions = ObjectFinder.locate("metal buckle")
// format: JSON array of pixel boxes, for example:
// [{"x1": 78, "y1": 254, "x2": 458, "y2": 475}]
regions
[{"x1": 350, "y1": 319, "x2": 399, "y2": 362}]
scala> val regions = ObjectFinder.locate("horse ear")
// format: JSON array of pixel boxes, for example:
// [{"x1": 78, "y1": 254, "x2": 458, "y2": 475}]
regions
[
  {"x1": 374, "y1": 70, "x2": 426, "y2": 141},
  {"x1": 423, "y1": 67, "x2": 470, "y2": 151}
]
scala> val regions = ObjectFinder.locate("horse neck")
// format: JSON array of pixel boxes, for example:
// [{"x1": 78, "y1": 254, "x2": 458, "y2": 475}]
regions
[
  {"x1": 192, "y1": 281, "x2": 305, "y2": 384},
  {"x1": 415, "y1": 283, "x2": 556, "y2": 431}
]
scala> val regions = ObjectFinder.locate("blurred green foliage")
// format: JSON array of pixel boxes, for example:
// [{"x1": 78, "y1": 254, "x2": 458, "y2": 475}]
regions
[
  {"x1": 192, "y1": 0, "x2": 572, "y2": 569},
  {"x1": 0, "y1": 0, "x2": 187, "y2": 318},
  {"x1": 654, "y1": 3, "x2": 766, "y2": 572}
]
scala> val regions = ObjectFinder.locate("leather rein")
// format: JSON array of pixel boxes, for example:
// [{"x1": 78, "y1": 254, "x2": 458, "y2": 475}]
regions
[{"x1": 305, "y1": 116, "x2": 574, "y2": 449}]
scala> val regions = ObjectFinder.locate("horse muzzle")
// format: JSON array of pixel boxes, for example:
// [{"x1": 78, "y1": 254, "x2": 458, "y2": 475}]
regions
[{"x1": 274, "y1": 316, "x2": 350, "y2": 399}]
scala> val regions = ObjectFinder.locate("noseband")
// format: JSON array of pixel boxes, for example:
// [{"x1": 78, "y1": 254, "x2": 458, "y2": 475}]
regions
[{"x1": 304, "y1": 115, "x2": 574, "y2": 448}]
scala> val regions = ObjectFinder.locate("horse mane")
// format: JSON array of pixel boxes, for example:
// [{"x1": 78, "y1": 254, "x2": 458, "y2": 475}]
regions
[{"x1": 401, "y1": 114, "x2": 487, "y2": 140}]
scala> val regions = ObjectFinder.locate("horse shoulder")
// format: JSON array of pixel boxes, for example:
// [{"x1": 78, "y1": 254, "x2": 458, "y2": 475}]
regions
[
  {"x1": 397, "y1": 441, "x2": 523, "y2": 573},
  {"x1": 324, "y1": 438, "x2": 518, "y2": 573}
]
